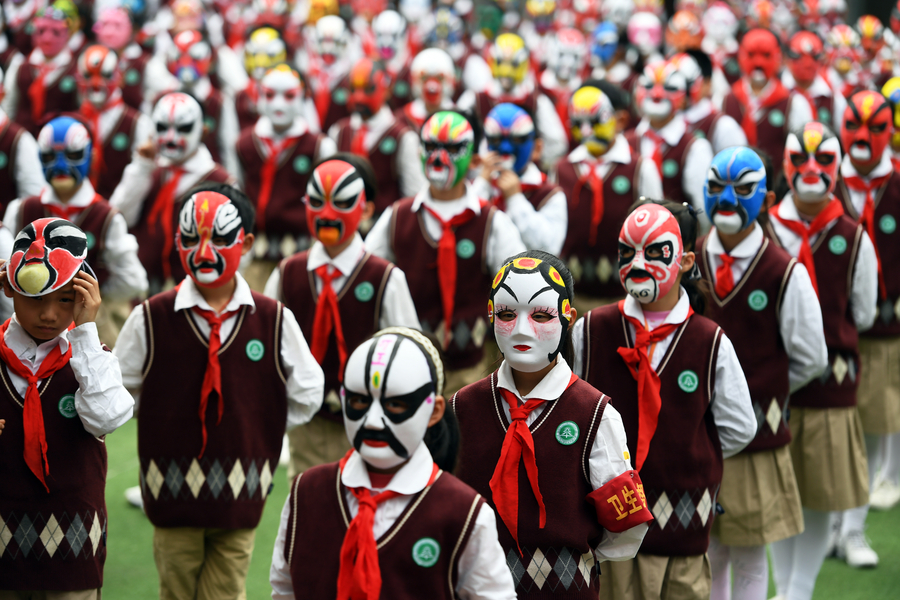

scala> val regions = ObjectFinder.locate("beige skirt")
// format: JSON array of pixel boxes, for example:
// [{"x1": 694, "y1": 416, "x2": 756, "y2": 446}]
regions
[
  {"x1": 789, "y1": 406, "x2": 869, "y2": 512},
  {"x1": 711, "y1": 446, "x2": 804, "y2": 546},
  {"x1": 857, "y1": 336, "x2": 900, "y2": 435},
  {"x1": 598, "y1": 553, "x2": 710, "y2": 600}
]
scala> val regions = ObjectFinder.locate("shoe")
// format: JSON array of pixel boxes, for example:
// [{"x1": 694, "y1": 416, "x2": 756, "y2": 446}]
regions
[
  {"x1": 838, "y1": 531, "x2": 879, "y2": 568},
  {"x1": 825, "y1": 513, "x2": 842, "y2": 558},
  {"x1": 870, "y1": 479, "x2": 900, "y2": 511},
  {"x1": 124, "y1": 485, "x2": 144, "y2": 510}
]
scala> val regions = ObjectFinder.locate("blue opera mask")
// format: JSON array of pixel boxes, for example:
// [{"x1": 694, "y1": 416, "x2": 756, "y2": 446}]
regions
[
  {"x1": 704, "y1": 147, "x2": 768, "y2": 235},
  {"x1": 37, "y1": 116, "x2": 92, "y2": 190},
  {"x1": 484, "y1": 103, "x2": 536, "y2": 176},
  {"x1": 591, "y1": 22, "x2": 620, "y2": 67}
]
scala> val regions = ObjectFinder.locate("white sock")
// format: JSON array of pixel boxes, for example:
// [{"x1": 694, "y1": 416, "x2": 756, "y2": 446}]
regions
[
  {"x1": 730, "y1": 545, "x2": 768, "y2": 600},
  {"x1": 883, "y1": 431, "x2": 900, "y2": 486},
  {"x1": 841, "y1": 433, "x2": 880, "y2": 535},
  {"x1": 785, "y1": 508, "x2": 832, "y2": 600},
  {"x1": 709, "y1": 536, "x2": 731, "y2": 600},
  {"x1": 769, "y1": 536, "x2": 794, "y2": 598}
]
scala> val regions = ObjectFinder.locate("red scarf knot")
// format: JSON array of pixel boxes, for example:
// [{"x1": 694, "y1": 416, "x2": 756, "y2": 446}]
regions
[
  {"x1": 191, "y1": 306, "x2": 240, "y2": 458},
  {"x1": 148, "y1": 167, "x2": 185, "y2": 282},
  {"x1": 844, "y1": 173, "x2": 891, "y2": 299},
  {"x1": 572, "y1": 161, "x2": 605, "y2": 246},
  {"x1": 310, "y1": 264, "x2": 348, "y2": 380},
  {"x1": 257, "y1": 136, "x2": 299, "y2": 231},
  {"x1": 715, "y1": 253, "x2": 736, "y2": 299}
]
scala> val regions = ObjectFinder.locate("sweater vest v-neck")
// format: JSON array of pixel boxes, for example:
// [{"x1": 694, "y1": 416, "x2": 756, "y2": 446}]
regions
[
  {"x1": 474, "y1": 90, "x2": 539, "y2": 124},
  {"x1": 557, "y1": 157, "x2": 641, "y2": 299},
  {"x1": 279, "y1": 250, "x2": 393, "y2": 417},
  {"x1": 582, "y1": 305, "x2": 724, "y2": 556},
  {"x1": 453, "y1": 373, "x2": 608, "y2": 597},
  {"x1": 765, "y1": 214, "x2": 864, "y2": 409},
  {"x1": 14, "y1": 60, "x2": 80, "y2": 135},
  {"x1": 19, "y1": 196, "x2": 115, "y2": 287},
  {"x1": 94, "y1": 106, "x2": 141, "y2": 199},
  {"x1": 235, "y1": 87, "x2": 258, "y2": 132},
  {"x1": 0, "y1": 118, "x2": 24, "y2": 212},
  {"x1": 284, "y1": 462, "x2": 484, "y2": 599},
  {"x1": 335, "y1": 118, "x2": 408, "y2": 213},
  {"x1": 137, "y1": 289, "x2": 288, "y2": 529},
  {"x1": 722, "y1": 91, "x2": 793, "y2": 182},
  {"x1": 698, "y1": 235, "x2": 795, "y2": 452},
  {"x1": 688, "y1": 111, "x2": 722, "y2": 142},
  {"x1": 835, "y1": 171, "x2": 900, "y2": 337},
  {"x1": 388, "y1": 197, "x2": 494, "y2": 370},
  {"x1": 625, "y1": 129, "x2": 696, "y2": 206},
  {"x1": 0, "y1": 361, "x2": 107, "y2": 591}
]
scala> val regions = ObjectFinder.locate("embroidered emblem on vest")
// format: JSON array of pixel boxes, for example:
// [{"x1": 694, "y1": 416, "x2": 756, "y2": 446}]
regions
[
  {"x1": 725, "y1": 60, "x2": 739, "y2": 75},
  {"x1": 58, "y1": 394, "x2": 77, "y2": 418},
  {"x1": 456, "y1": 238, "x2": 476, "y2": 259},
  {"x1": 333, "y1": 88, "x2": 348, "y2": 105},
  {"x1": 880, "y1": 214, "x2": 896, "y2": 234},
  {"x1": 662, "y1": 159, "x2": 679, "y2": 178},
  {"x1": 112, "y1": 132, "x2": 129, "y2": 151},
  {"x1": 394, "y1": 81, "x2": 410, "y2": 98},
  {"x1": 747, "y1": 290, "x2": 768, "y2": 311},
  {"x1": 59, "y1": 76, "x2": 76, "y2": 93},
  {"x1": 829, "y1": 234, "x2": 847, "y2": 255},
  {"x1": 125, "y1": 69, "x2": 140, "y2": 85},
  {"x1": 412, "y1": 537, "x2": 441, "y2": 567},
  {"x1": 354, "y1": 281, "x2": 374, "y2": 302},
  {"x1": 85, "y1": 232, "x2": 96, "y2": 250},
  {"x1": 818, "y1": 107, "x2": 831, "y2": 126},
  {"x1": 0, "y1": 151, "x2": 8, "y2": 169},
  {"x1": 246, "y1": 339, "x2": 265, "y2": 361},
  {"x1": 379, "y1": 137, "x2": 397, "y2": 155},
  {"x1": 768, "y1": 109, "x2": 785, "y2": 127},
  {"x1": 293, "y1": 156, "x2": 311, "y2": 174},
  {"x1": 612, "y1": 175, "x2": 631, "y2": 194},
  {"x1": 556, "y1": 421, "x2": 580, "y2": 445},
  {"x1": 677, "y1": 370, "x2": 699, "y2": 393},
  {"x1": 204, "y1": 116, "x2": 216, "y2": 131},
  {"x1": 693, "y1": 129, "x2": 706, "y2": 139}
]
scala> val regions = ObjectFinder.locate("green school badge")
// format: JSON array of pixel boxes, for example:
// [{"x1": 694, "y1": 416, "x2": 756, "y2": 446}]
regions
[
  {"x1": 0, "y1": 151, "x2": 8, "y2": 169},
  {"x1": 112, "y1": 132, "x2": 129, "y2": 151},
  {"x1": 394, "y1": 81, "x2": 410, "y2": 98},
  {"x1": 293, "y1": 156, "x2": 311, "y2": 174},
  {"x1": 747, "y1": 290, "x2": 768, "y2": 311},
  {"x1": 612, "y1": 175, "x2": 631, "y2": 194},
  {"x1": 456, "y1": 239, "x2": 475, "y2": 259},
  {"x1": 726, "y1": 59, "x2": 739, "y2": 75},
  {"x1": 246, "y1": 339, "x2": 265, "y2": 361},
  {"x1": 354, "y1": 282, "x2": 374, "y2": 302},
  {"x1": 693, "y1": 129, "x2": 706, "y2": 139},
  {"x1": 829, "y1": 235, "x2": 847, "y2": 255},
  {"x1": 85, "y1": 232, "x2": 96, "y2": 250},
  {"x1": 555, "y1": 421, "x2": 580, "y2": 445},
  {"x1": 58, "y1": 395, "x2": 77, "y2": 418},
  {"x1": 662, "y1": 159, "x2": 679, "y2": 178},
  {"x1": 333, "y1": 88, "x2": 348, "y2": 105},
  {"x1": 59, "y1": 76, "x2": 76, "y2": 93},
  {"x1": 880, "y1": 215, "x2": 897, "y2": 234},
  {"x1": 125, "y1": 69, "x2": 140, "y2": 85},
  {"x1": 677, "y1": 370, "x2": 699, "y2": 393},
  {"x1": 204, "y1": 116, "x2": 216, "y2": 131},
  {"x1": 818, "y1": 107, "x2": 832, "y2": 126},
  {"x1": 379, "y1": 137, "x2": 397, "y2": 155},
  {"x1": 768, "y1": 109, "x2": 785, "y2": 127},
  {"x1": 412, "y1": 538, "x2": 440, "y2": 567}
]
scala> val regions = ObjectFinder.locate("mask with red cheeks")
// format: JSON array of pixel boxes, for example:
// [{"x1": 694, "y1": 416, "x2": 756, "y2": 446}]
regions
[
  {"x1": 305, "y1": 160, "x2": 367, "y2": 247},
  {"x1": 618, "y1": 204, "x2": 684, "y2": 304},
  {"x1": 348, "y1": 58, "x2": 389, "y2": 119},
  {"x1": 786, "y1": 31, "x2": 824, "y2": 88},
  {"x1": 784, "y1": 121, "x2": 842, "y2": 203},
  {"x1": 738, "y1": 28, "x2": 782, "y2": 87},
  {"x1": 176, "y1": 192, "x2": 245, "y2": 288},
  {"x1": 842, "y1": 91, "x2": 892, "y2": 169},
  {"x1": 33, "y1": 13, "x2": 70, "y2": 58},
  {"x1": 259, "y1": 65, "x2": 304, "y2": 129},
  {"x1": 635, "y1": 60, "x2": 687, "y2": 120},
  {"x1": 77, "y1": 45, "x2": 121, "y2": 109}
]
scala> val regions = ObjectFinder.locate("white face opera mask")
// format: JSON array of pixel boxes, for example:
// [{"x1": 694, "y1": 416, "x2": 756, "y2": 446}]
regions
[{"x1": 342, "y1": 331, "x2": 442, "y2": 470}]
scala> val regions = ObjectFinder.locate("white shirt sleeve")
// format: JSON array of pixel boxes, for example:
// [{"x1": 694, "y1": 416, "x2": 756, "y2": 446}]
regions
[
  {"x1": 461, "y1": 55, "x2": 492, "y2": 95},
  {"x1": 110, "y1": 154, "x2": 156, "y2": 228},
  {"x1": 397, "y1": 129, "x2": 428, "y2": 199},
  {"x1": 710, "y1": 333, "x2": 756, "y2": 458},
  {"x1": 304, "y1": 97, "x2": 322, "y2": 134},
  {"x1": 535, "y1": 93, "x2": 568, "y2": 171},
  {"x1": 69, "y1": 322, "x2": 135, "y2": 437},
  {"x1": 830, "y1": 93, "x2": 848, "y2": 133},
  {"x1": 3, "y1": 198, "x2": 22, "y2": 233},
  {"x1": 683, "y1": 137, "x2": 714, "y2": 221},
  {"x1": 218, "y1": 94, "x2": 241, "y2": 180},
  {"x1": 316, "y1": 135, "x2": 338, "y2": 161},
  {"x1": 455, "y1": 503, "x2": 518, "y2": 600},
  {"x1": 710, "y1": 114, "x2": 748, "y2": 155},
  {"x1": 13, "y1": 130, "x2": 47, "y2": 198},
  {"x1": 788, "y1": 93, "x2": 815, "y2": 133},
  {"x1": 99, "y1": 213, "x2": 149, "y2": 301},
  {"x1": 264, "y1": 266, "x2": 282, "y2": 301},
  {"x1": 852, "y1": 230, "x2": 879, "y2": 332},
  {"x1": 112, "y1": 304, "x2": 148, "y2": 408},
  {"x1": 132, "y1": 113, "x2": 155, "y2": 153},
  {"x1": 455, "y1": 90, "x2": 476, "y2": 113},
  {"x1": 571, "y1": 316, "x2": 586, "y2": 379},
  {"x1": 637, "y1": 159, "x2": 664, "y2": 199},
  {"x1": 1, "y1": 53, "x2": 25, "y2": 117},
  {"x1": 270, "y1": 492, "x2": 295, "y2": 600},
  {"x1": 486, "y1": 209, "x2": 527, "y2": 273},
  {"x1": 364, "y1": 206, "x2": 396, "y2": 263},
  {"x1": 378, "y1": 267, "x2": 421, "y2": 329},
  {"x1": 280, "y1": 307, "x2": 326, "y2": 430},
  {"x1": 503, "y1": 189, "x2": 568, "y2": 255},
  {"x1": 778, "y1": 263, "x2": 828, "y2": 391}
]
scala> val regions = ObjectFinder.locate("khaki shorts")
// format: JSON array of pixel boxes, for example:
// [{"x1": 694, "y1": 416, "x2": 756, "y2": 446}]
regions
[
  {"x1": 857, "y1": 336, "x2": 900, "y2": 435},
  {"x1": 0, "y1": 591, "x2": 99, "y2": 600},
  {"x1": 286, "y1": 413, "x2": 352, "y2": 479},
  {"x1": 598, "y1": 553, "x2": 711, "y2": 600}
]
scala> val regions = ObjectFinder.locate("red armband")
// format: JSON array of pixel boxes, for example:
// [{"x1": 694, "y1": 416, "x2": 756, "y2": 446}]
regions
[{"x1": 585, "y1": 470, "x2": 654, "y2": 533}]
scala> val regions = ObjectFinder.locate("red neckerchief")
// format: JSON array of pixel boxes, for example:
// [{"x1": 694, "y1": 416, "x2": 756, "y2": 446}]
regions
[
  {"x1": 44, "y1": 193, "x2": 102, "y2": 222},
  {"x1": 731, "y1": 78, "x2": 790, "y2": 146},
  {"x1": 82, "y1": 97, "x2": 125, "y2": 186},
  {"x1": 28, "y1": 62, "x2": 55, "y2": 125},
  {"x1": 844, "y1": 170, "x2": 893, "y2": 299},
  {"x1": 310, "y1": 264, "x2": 348, "y2": 380},
  {"x1": 256, "y1": 134, "x2": 300, "y2": 230},
  {"x1": 715, "y1": 252, "x2": 736, "y2": 299},
  {"x1": 147, "y1": 167, "x2": 185, "y2": 282},
  {"x1": 572, "y1": 159, "x2": 605, "y2": 246}
]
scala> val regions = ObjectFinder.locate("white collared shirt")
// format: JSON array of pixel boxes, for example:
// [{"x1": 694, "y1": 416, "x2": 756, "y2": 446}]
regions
[
  {"x1": 3, "y1": 317, "x2": 133, "y2": 437},
  {"x1": 365, "y1": 185, "x2": 527, "y2": 274},
  {"x1": 683, "y1": 98, "x2": 748, "y2": 154},
  {"x1": 4, "y1": 181, "x2": 149, "y2": 301},
  {"x1": 92, "y1": 98, "x2": 154, "y2": 153},
  {"x1": 839, "y1": 152, "x2": 895, "y2": 218},
  {"x1": 263, "y1": 233, "x2": 420, "y2": 330},
  {"x1": 403, "y1": 97, "x2": 456, "y2": 123},
  {"x1": 269, "y1": 443, "x2": 517, "y2": 600},
  {"x1": 560, "y1": 135, "x2": 664, "y2": 200},
  {"x1": 7, "y1": 48, "x2": 73, "y2": 122},
  {"x1": 237, "y1": 116, "x2": 337, "y2": 187},
  {"x1": 768, "y1": 196, "x2": 879, "y2": 331},
  {"x1": 327, "y1": 106, "x2": 427, "y2": 198},
  {"x1": 113, "y1": 273, "x2": 325, "y2": 429},
  {"x1": 494, "y1": 356, "x2": 650, "y2": 562},
  {"x1": 736, "y1": 79, "x2": 814, "y2": 133},
  {"x1": 571, "y1": 289, "x2": 757, "y2": 458},
  {"x1": 0, "y1": 42, "x2": 26, "y2": 117},
  {"x1": 705, "y1": 224, "x2": 828, "y2": 391},
  {"x1": 781, "y1": 72, "x2": 848, "y2": 126}
]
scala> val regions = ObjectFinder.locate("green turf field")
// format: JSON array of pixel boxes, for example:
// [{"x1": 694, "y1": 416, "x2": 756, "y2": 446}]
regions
[{"x1": 102, "y1": 419, "x2": 900, "y2": 599}]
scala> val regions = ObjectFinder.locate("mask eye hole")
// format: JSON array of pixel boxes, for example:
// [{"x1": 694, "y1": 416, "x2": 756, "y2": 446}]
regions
[
  {"x1": 423, "y1": 141, "x2": 438, "y2": 152},
  {"x1": 307, "y1": 194, "x2": 325, "y2": 209},
  {"x1": 156, "y1": 123, "x2": 168, "y2": 133},
  {"x1": 790, "y1": 153, "x2": 807, "y2": 167},
  {"x1": 869, "y1": 124, "x2": 887, "y2": 133},
  {"x1": 181, "y1": 233, "x2": 199, "y2": 247},
  {"x1": 707, "y1": 181, "x2": 725, "y2": 194},
  {"x1": 734, "y1": 184, "x2": 753, "y2": 196},
  {"x1": 346, "y1": 393, "x2": 372, "y2": 412},
  {"x1": 383, "y1": 398, "x2": 410, "y2": 415},
  {"x1": 495, "y1": 307, "x2": 516, "y2": 322},
  {"x1": 845, "y1": 121, "x2": 860, "y2": 131},
  {"x1": 618, "y1": 243, "x2": 636, "y2": 261},
  {"x1": 815, "y1": 152, "x2": 834, "y2": 165},
  {"x1": 332, "y1": 196, "x2": 357, "y2": 211},
  {"x1": 65, "y1": 149, "x2": 85, "y2": 162},
  {"x1": 486, "y1": 135, "x2": 503, "y2": 147},
  {"x1": 177, "y1": 123, "x2": 194, "y2": 134},
  {"x1": 40, "y1": 151, "x2": 55, "y2": 165}
]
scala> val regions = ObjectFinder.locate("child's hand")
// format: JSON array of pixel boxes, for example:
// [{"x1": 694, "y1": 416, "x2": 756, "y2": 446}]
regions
[
  {"x1": 480, "y1": 152, "x2": 502, "y2": 182},
  {"x1": 496, "y1": 170, "x2": 522, "y2": 199},
  {"x1": 73, "y1": 271, "x2": 102, "y2": 327},
  {"x1": 0, "y1": 418, "x2": 5, "y2": 436},
  {"x1": 138, "y1": 140, "x2": 157, "y2": 161}
]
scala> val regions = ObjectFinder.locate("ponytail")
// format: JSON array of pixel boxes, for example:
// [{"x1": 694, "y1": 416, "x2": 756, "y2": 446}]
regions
[{"x1": 424, "y1": 409, "x2": 461, "y2": 473}]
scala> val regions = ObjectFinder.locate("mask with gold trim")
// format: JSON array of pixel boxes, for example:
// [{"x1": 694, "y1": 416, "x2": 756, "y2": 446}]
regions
[
  {"x1": 881, "y1": 77, "x2": 900, "y2": 151},
  {"x1": 489, "y1": 33, "x2": 530, "y2": 92},
  {"x1": 569, "y1": 86, "x2": 616, "y2": 157},
  {"x1": 244, "y1": 27, "x2": 287, "y2": 81},
  {"x1": 784, "y1": 121, "x2": 841, "y2": 203}
]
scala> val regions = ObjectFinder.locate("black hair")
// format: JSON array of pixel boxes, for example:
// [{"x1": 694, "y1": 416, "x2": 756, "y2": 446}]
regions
[
  {"x1": 418, "y1": 331, "x2": 460, "y2": 473},
  {"x1": 685, "y1": 49, "x2": 713, "y2": 80},
  {"x1": 747, "y1": 146, "x2": 780, "y2": 223},
  {"x1": 312, "y1": 152, "x2": 380, "y2": 204},
  {"x1": 583, "y1": 78, "x2": 630, "y2": 113},
  {"x1": 180, "y1": 182, "x2": 256, "y2": 233}
]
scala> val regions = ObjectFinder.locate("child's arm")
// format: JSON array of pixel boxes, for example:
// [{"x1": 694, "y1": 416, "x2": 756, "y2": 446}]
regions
[
  {"x1": 363, "y1": 208, "x2": 397, "y2": 263},
  {"x1": 69, "y1": 272, "x2": 135, "y2": 436},
  {"x1": 280, "y1": 307, "x2": 326, "y2": 431},
  {"x1": 710, "y1": 333, "x2": 757, "y2": 458},
  {"x1": 269, "y1": 493, "x2": 296, "y2": 600},
  {"x1": 378, "y1": 267, "x2": 421, "y2": 330},
  {"x1": 109, "y1": 144, "x2": 156, "y2": 228},
  {"x1": 111, "y1": 303, "x2": 150, "y2": 408},
  {"x1": 455, "y1": 503, "x2": 517, "y2": 599},
  {"x1": 851, "y1": 230, "x2": 879, "y2": 332},
  {"x1": 98, "y1": 213, "x2": 149, "y2": 301},
  {"x1": 779, "y1": 263, "x2": 828, "y2": 392}
]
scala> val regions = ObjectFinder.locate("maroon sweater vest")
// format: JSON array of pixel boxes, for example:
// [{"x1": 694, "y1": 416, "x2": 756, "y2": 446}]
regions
[
  {"x1": 0, "y1": 47, "x2": 20, "y2": 74},
  {"x1": 474, "y1": 90, "x2": 539, "y2": 123},
  {"x1": 14, "y1": 60, "x2": 80, "y2": 135},
  {"x1": 138, "y1": 289, "x2": 288, "y2": 529},
  {"x1": 626, "y1": 129, "x2": 696, "y2": 206},
  {"x1": 835, "y1": 171, "x2": 900, "y2": 336},
  {"x1": 387, "y1": 64, "x2": 412, "y2": 111},
  {"x1": 0, "y1": 362, "x2": 107, "y2": 591},
  {"x1": 236, "y1": 129, "x2": 320, "y2": 256},
  {"x1": 121, "y1": 51, "x2": 151, "y2": 111},
  {"x1": 453, "y1": 373, "x2": 608, "y2": 597},
  {"x1": 557, "y1": 157, "x2": 641, "y2": 299},
  {"x1": 94, "y1": 106, "x2": 141, "y2": 199},
  {"x1": 524, "y1": 182, "x2": 561, "y2": 211},
  {"x1": 133, "y1": 165, "x2": 233, "y2": 286},
  {"x1": 199, "y1": 89, "x2": 225, "y2": 165},
  {"x1": 582, "y1": 305, "x2": 724, "y2": 556},
  {"x1": 722, "y1": 91, "x2": 793, "y2": 182},
  {"x1": 235, "y1": 87, "x2": 258, "y2": 132},
  {"x1": 321, "y1": 76, "x2": 352, "y2": 133},
  {"x1": 0, "y1": 118, "x2": 24, "y2": 212},
  {"x1": 280, "y1": 250, "x2": 393, "y2": 419},
  {"x1": 285, "y1": 463, "x2": 483, "y2": 599},
  {"x1": 698, "y1": 235, "x2": 795, "y2": 452},
  {"x1": 335, "y1": 118, "x2": 408, "y2": 213},
  {"x1": 389, "y1": 198, "x2": 494, "y2": 370},
  {"x1": 689, "y1": 111, "x2": 722, "y2": 142},
  {"x1": 19, "y1": 196, "x2": 115, "y2": 287},
  {"x1": 766, "y1": 215, "x2": 864, "y2": 409},
  {"x1": 813, "y1": 95, "x2": 836, "y2": 130}
]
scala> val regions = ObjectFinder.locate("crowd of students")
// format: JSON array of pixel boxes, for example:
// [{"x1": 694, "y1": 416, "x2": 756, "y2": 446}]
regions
[{"x1": 1, "y1": 1, "x2": 900, "y2": 600}]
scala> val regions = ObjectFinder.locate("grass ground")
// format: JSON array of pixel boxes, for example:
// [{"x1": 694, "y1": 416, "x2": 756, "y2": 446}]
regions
[{"x1": 102, "y1": 419, "x2": 900, "y2": 599}]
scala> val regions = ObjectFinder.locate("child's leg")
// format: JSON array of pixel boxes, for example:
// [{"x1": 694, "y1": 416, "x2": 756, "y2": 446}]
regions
[
  {"x1": 153, "y1": 527, "x2": 206, "y2": 600},
  {"x1": 839, "y1": 433, "x2": 880, "y2": 566},
  {"x1": 728, "y1": 545, "x2": 768, "y2": 600},
  {"x1": 196, "y1": 528, "x2": 256, "y2": 600},
  {"x1": 708, "y1": 536, "x2": 731, "y2": 600},
  {"x1": 883, "y1": 431, "x2": 900, "y2": 485},
  {"x1": 785, "y1": 508, "x2": 831, "y2": 600},
  {"x1": 659, "y1": 554, "x2": 711, "y2": 600},
  {"x1": 769, "y1": 536, "x2": 795, "y2": 598}
]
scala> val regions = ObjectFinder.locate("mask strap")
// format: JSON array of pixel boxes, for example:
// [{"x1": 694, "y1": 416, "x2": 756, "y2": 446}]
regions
[{"x1": 374, "y1": 327, "x2": 444, "y2": 397}]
